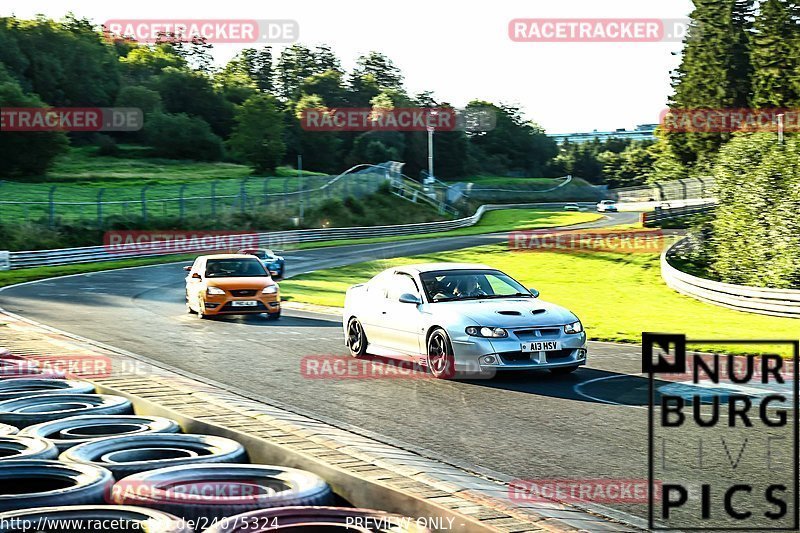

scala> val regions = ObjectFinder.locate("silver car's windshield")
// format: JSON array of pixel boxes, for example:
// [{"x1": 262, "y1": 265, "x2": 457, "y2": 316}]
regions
[{"x1": 419, "y1": 269, "x2": 531, "y2": 303}]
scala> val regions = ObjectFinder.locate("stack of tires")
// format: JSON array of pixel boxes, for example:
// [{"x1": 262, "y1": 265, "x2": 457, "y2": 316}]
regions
[{"x1": 0, "y1": 351, "x2": 430, "y2": 531}]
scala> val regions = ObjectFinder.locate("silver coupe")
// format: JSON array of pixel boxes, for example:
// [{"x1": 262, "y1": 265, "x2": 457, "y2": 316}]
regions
[{"x1": 342, "y1": 263, "x2": 588, "y2": 378}]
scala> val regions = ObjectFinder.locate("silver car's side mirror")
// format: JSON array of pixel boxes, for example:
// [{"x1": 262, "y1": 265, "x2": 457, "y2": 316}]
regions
[
  {"x1": 399, "y1": 293, "x2": 422, "y2": 304},
  {"x1": 528, "y1": 288, "x2": 540, "y2": 298}
]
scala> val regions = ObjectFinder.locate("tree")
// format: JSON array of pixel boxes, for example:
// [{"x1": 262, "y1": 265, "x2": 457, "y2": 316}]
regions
[
  {"x1": 665, "y1": 0, "x2": 754, "y2": 169},
  {"x1": 120, "y1": 45, "x2": 186, "y2": 82},
  {"x1": 0, "y1": 64, "x2": 68, "y2": 176},
  {"x1": 750, "y1": 0, "x2": 799, "y2": 107},
  {"x1": 314, "y1": 45, "x2": 342, "y2": 74},
  {"x1": 143, "y1": 113, "x2": 223, "y2": 161},
  {"x1": 215, "y1": 56, "x2": 259, "y2": 105},
  {"x1": 291, "y1": 95, "x2": 343, "y2": 173},
  {"x1": 710, "y1": 133, "x2": 800, "y2": 287},
  {"x1": 227, "y1": 94, "x2": 286, "y2": 173},
  {"x1": 300, "y1": 70, "x2": 348, "y2": 106},
  {"x1": 466, "y1": 101, "x2": 558, "y2": 177},
  {"x1": 277, "y1": 45, "x2": 318, "y2": 100},
  {"x1": 149, "y1": 67, "x2": 234, "y2": 136},
  {"x1": 352, "y1": 52, "x2": 404, "y2": 91},
  {"x1": 1, "y1": 15, "x2": 121, "y2": 106},
  {"x1": 241, "y1": 47, "x2": 275, "y2": 92},
  {"x1": 115, "y1": 85, "x2": 162, "y2": 115}
]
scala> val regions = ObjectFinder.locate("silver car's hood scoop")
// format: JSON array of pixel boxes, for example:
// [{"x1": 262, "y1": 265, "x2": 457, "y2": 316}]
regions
[{"x1": 452, "y1": 298, "x2": 575, "y2": 327}]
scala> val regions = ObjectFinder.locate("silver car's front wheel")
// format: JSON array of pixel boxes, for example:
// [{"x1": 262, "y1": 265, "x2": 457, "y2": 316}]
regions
[
  {"x1": 427, "y1": 329, "x2": 455, "y2": 379},
  {"x1": 346, "y1": 318, "x2": 367, "y2": 358}
]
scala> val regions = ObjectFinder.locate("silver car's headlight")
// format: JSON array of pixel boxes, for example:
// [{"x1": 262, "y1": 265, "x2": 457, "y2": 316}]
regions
[
  {"x1": 564, "y1": 320, "x2": 583, "y2": 334},
  {"x1": 465, "y1": 326, "x2": 508, "y2": 338},
  {"x1": 206, "y1": 286, "x2": 225, "y2": 295}
]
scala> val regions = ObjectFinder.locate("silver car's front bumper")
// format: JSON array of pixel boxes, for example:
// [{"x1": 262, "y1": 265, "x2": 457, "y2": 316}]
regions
[{"x1": 451, "y1": 329, "x2": 588, "y2": 372}]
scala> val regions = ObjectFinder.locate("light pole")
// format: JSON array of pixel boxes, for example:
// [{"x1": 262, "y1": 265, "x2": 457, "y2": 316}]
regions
[
  {"x1": 777, "y1": 113, "x2": 785, "y2": 145},
  {"x1": 426, "y1": 109, "x2": 438, "y2": 181}
]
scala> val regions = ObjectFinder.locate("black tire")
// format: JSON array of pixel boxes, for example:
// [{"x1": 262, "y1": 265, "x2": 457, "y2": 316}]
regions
[
  {"x1": 0, "y1": 379, "x2": 95, "y2": 402},
  {"x1": 112, "y1": 464, "x2": 333, "y2": 523},
  {"x1": 426, "y1": 328, "x2": 456, "y2": 379},
  {"x1": 203, "y1": 506, "x2": 430, "y2": 532},
  {"x1": 549, "y1": 365, "x2": 580, "y2": 375},
  {"x1": 60, "y1": 433, "x2": 247, "y2": 478},
  {"x1": 0, "y1": 460, "x2": 113, "y2": 512},
  {"x1": 0, "y1": 394, "x2": 133, "y2": 428},
  {"x1": 265, "y1": 310, "x2": 281, "y2": 320},
  {"x1": 0, "y1": 505, "x2": 193, "y2": 533},
  {"x1": 21, "y1": 415, "x2": 182, "y2": 452},
  {"x1": 346, "y1": 317, "x2": 367, "y2": 358},
  {"x1": 0, "y1": 423, "x2": 18, "y2": 436},
  {"x1": 0, "y1": 436, "x2": 58, "y2": 461}
]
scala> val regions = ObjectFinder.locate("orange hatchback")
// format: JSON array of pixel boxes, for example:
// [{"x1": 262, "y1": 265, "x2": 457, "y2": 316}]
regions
[{"x1": 184, "y1": 254, "x2": 281, "y2": 319}]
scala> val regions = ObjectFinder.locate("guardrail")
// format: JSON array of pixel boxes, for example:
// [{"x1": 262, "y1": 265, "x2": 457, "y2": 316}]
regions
[
  {"x1": 661, "y1": 237, "x2": 800, "y2": 318},
  {"x1": 613, "y1": 177, "x2": 716, "y2": 202},
  {"x1": 642, "y1": 201, "x2": 717, "y2": 226},
  {"x1": 3, "y1": 202, "x2": 562, "y2": 270}
]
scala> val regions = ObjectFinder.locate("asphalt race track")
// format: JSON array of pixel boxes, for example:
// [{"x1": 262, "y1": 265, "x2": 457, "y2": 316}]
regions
[{"x1": 1, "y1": 211, "x2": 787, "y2": 526}]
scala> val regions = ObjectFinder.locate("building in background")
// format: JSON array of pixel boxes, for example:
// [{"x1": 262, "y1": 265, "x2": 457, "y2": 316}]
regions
[{"x1": 548, "y1": 124, "x2": 657, "y2": 144}]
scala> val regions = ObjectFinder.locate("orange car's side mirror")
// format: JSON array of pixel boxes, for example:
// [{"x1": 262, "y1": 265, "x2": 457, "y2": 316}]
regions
[{"x1": 191, "y1": 273, "x2": 202, "y2": 280}]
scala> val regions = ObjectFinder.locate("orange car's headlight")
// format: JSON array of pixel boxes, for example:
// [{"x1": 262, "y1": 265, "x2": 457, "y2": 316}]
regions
[
  {"x1": 262, "y1": 285, "x2": 278, "y2": 294},
  {"x1": 207, "y1": 286, "x2": 225, "y2": 295}
]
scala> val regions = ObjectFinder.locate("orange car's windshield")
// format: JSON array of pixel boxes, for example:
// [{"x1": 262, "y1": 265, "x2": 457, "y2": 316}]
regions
[{"x1": 205, "y1": 259, "x2": 268, "y2": 278}]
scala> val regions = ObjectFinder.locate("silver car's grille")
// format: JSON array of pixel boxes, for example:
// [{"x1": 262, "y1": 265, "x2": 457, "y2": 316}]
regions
[{"x1": 513, "y1": 327, "x2": 561, "y2": 340}]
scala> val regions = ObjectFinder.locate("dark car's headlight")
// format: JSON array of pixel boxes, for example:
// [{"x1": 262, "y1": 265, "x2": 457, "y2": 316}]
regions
[
  {"x1": 465, "y1": 326, "x2": 508, "y2": 338},
  {"x1": 564, "y1": 320, "x2": 583, "y2": 334}
]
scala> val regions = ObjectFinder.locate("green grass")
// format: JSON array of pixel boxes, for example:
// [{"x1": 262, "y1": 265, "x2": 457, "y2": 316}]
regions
[
  {"x1": 287, "y1": 209, "x2": 602, "y2": 250},
  {"x1": 0, "y1": 146, "x2": 336, "y2": 224},
  {"x1": 0, "y1": 255, "x2": 194, "y2": 289},
  {"x1": 14, "y1": 145, "x2": 327, "y2": 184},
  {"x1": 280, "y1": 239, "x2": 800, "y2": 355}
]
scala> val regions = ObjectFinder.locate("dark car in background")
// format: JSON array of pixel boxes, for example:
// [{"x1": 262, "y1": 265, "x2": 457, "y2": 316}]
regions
[{"x1": 238, "y1": 249, "x2": 286, "y2": 279}]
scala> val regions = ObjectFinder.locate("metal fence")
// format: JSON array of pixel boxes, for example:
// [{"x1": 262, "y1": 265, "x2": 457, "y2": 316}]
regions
[
  {"x1": 613, "y1": 177, "x2": 716, "y2": 202},
  {"x1": 0, "y1": 170, "x2": 387, "y2": 228},
  {"x1": 642, "y1": 202, "x2": 717, "y2": 226},
  {"x1": 662, "y1": 237, "x2": 800, "y2": 318}
]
